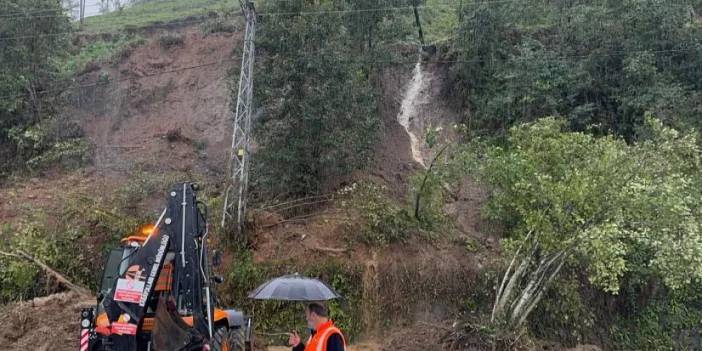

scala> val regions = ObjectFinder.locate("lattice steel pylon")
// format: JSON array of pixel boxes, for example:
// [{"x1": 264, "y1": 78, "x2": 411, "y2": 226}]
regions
[{"x1": 222, "y1": 0, "x2": 256, "y2": 232}]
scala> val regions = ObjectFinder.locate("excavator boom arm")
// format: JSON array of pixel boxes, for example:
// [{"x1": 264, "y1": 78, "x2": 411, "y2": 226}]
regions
[{"x1": 93, "y1": 182, "x2": 210, "y2": 350}]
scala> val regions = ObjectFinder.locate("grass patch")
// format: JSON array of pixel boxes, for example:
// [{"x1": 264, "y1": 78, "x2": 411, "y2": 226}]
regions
[
  {"x1": 418, "y1": 0, "x2": 460, "y2": 44},
  {"x1": 200, "y1": 16, "x2": 240, "y2": 34},
  {"x1": 81, "y1": 0, "x2": 235, "y2": 33},
  {"x1": 61, "y1": 34, "x2": 146, "y2": 75}
]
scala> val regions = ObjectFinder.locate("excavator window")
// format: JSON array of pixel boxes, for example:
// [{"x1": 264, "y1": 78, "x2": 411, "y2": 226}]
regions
[
  {"x1": 97, "y1": 246, "x2": 137, "y2": 307},
  {"x1": 99, "y1": 248, "x2": 125, "y2": 299}
]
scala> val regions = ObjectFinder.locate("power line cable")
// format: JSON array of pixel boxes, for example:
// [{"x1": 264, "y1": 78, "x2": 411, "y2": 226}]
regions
[
  {"x1": 2, "y1": 45, "x2": 700, "y2": 102},
  {"x1": 0, "y1": 57, "x2": 240, "y2": 101},
  {"x1": 4, "y1": 0, "x2": 698, "y2": 41}
]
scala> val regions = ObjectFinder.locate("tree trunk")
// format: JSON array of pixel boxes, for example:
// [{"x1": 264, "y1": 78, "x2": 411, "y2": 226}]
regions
[
  {"x1": 491, "y1": 237, "x2": 570, "y2": 329},
  {"x1": 492, "y1": 231, "x2": 533, "y2": 321},
  {"x1": 414, "y1": 144, "x2": 449, "y2": 220},
  {"x1": 492, "y1": 255, "x2": 529, "y2": 322},
  {"x1": 516, "y1": 255, "x2": 566, "y2": 327},
  {"x1": 413, "y1": 5, "x2": 425, "y2": 45}
]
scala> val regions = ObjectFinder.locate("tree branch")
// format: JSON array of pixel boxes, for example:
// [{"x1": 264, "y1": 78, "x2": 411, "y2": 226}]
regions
[
  {"x1": 415, "y1": 144, "x2": 450, "y2": 220},
  {"x1": 0, "y1": 250, "x2": 91, "y2": 297}
]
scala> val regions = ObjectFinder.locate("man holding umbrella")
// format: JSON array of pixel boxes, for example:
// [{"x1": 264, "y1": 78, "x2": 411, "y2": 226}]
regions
[
  {"x1": 288, "y1": 302, "x2": 345, "y2": 351},
  {"x1": 248, "y1": 274, "x2": 347, "y2": 351}
]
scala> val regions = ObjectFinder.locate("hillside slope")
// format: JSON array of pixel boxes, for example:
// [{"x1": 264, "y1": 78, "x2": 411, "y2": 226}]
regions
[
  {"x1": 0, "y1": 26, "x2": 239, "y2": 227},
  {"x1": 0, "y1": 25, "x2": 487, "y2": 351}
]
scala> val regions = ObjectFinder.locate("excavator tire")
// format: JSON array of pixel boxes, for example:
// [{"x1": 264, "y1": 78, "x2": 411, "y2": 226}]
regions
[{"x1": 212, "y1": 325, "x2": 246, "y2": 351}]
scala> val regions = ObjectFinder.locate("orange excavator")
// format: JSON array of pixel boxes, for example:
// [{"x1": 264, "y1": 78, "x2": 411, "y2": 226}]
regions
[{"x1": 79, "y1": 182, "x2": 253, "y2": 351}]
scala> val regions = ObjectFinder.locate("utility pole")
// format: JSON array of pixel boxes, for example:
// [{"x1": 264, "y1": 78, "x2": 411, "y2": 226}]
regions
[
  {"x1": 79, "y1": 0, "x2": 85, "y2": 27},
  {"x1": 222, "y1": 0, "x2": 256, "y2": 234}
]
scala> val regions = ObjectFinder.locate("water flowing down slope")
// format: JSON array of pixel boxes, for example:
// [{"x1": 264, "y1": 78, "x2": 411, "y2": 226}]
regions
[{"x1": 396, "y1": 60, "x2": 427, "y2": 168}]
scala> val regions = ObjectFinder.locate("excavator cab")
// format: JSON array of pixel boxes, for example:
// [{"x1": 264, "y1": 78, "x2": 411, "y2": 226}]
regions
[
  {"x1": 79, "y1": 182, "x2": 253, "y2": 351},
  {"x1": 97, "y1": 247, "x2": 135, "y2": 303}
]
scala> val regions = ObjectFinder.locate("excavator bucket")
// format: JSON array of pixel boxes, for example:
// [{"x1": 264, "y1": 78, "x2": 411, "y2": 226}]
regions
[{"x1": 152, "y1": 297, "x2": 206, "y2": 351}]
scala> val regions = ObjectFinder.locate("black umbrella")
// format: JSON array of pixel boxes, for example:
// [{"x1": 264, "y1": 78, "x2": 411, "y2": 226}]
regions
[{"x1": 248, "y1": 273, "x2": 342, "y2": 301}]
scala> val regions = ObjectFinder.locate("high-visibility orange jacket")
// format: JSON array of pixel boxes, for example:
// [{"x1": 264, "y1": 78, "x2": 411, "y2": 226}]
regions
[{"x1": 293, "y1": 320, "x2": 346, "y2": 351}]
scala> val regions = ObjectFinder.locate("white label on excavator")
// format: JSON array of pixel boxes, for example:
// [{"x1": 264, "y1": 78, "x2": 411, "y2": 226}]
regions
[
  {"x1": 139, "y1": 234, "x2": 170, "y2": 306},
  {"x1": 114, "y1": 278, "x2": 145, "y2": 303}
]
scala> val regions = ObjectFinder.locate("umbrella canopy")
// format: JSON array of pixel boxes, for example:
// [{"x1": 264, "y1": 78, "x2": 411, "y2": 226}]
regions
[{"x1": 248, "y1": 274, "x2": 342, "y2": 301}]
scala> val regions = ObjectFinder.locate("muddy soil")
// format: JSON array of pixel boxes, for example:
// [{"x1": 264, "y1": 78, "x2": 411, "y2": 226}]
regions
[{"x1": 0, "y1": 292, "x2": 94, "y2": 351}]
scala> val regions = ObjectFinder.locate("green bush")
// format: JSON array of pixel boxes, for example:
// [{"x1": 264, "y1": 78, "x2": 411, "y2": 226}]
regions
[
  {"x1": 25, "y1": 139, "x2": 93, "y2": 171},
  {"x1": 341, "y1": 182, "x2": 418, "y2": 246},
  {"x1": 0, "y1": 257, "x2": 38, "y2": 302},
  {"x1": 200, "y1": 15, "x2": 239, "y2": 34},
  {"x1": 528, "y1": 274, "x2": 597, "y2": 347},
  {"x1": 409, "y1": 169, "x2": 447, "y2": 232},
  {"x1": 7, "y1": 115, "x2": 92, "y2": 172},
  {"x1": 608, "y1": 284, "x2": 702, "y2": 350},
  {"x1": 158, "y1": 33, "x2": 185, "y2": 49}
]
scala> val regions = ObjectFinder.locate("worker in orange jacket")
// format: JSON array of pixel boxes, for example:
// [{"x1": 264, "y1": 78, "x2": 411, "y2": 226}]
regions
[{"x1": 288, "y1": 303, "x2": 346, "y2": 351}]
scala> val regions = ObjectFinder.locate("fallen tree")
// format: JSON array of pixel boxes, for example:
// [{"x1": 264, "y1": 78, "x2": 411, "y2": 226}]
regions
[{"x1": 0, "y1": 249, "x2": 91, "y2": 297}]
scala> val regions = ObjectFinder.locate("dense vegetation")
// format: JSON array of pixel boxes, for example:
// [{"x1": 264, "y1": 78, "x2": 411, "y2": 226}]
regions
[
  {"x1": 0, "y1": 0, "x2": 91, "y2": 177},
  {"x1": 436, "y1": 1, "x2": 702, "y2": 348},
  {"x1": 250, "y1": 0, "x2": 417, "y2": 197},
  {"x1": 451, "y1": 0, "x2": 702, "y2": 139},
  {"x1": 439, "y1": 117, "x2": 702, "y2": 349}
]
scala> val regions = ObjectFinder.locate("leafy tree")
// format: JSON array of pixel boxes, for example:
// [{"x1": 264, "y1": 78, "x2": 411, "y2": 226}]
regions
[
  {"x1": 251, "y1": 0, "x2": 412, "y2": 198},
  {"x1": 451, "y1": 1, "x2": 513, "y2": 119},
  {"x1": 455, "y1": 117, "x2": 702, "y2": 329},
  {"x1": 0, "y1": 0, "x2": 71, "y2": 121},
  {"x1": 0, "y1": 0, "x2": 78, "y2": 175}
]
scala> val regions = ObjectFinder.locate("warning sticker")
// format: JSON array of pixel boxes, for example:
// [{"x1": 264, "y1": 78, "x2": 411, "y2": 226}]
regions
[
  {"x1": 114, "y1": 278, "x2": 145, "y2": 303},
  {"x1": 111, "y1": 322, "x2": 138, "y2": 335}
]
